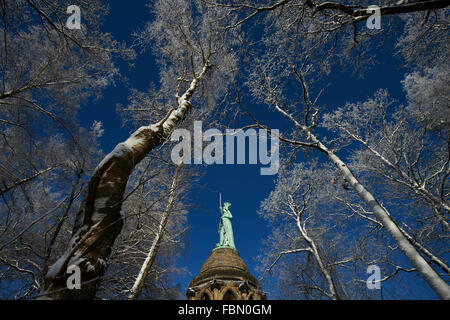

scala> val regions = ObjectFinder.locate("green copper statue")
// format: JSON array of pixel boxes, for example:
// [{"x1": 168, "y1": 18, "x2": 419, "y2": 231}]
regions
[{"x1": 215, "y1": 202, "x2": 236, "y2": 250}]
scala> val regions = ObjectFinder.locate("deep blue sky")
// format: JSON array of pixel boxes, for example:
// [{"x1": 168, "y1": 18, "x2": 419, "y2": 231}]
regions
[
  {"x1": 78, "y1": 1, "x2": 282, "y2": 295},
  {"x1": 78, "y1": 1, "x2": 438, "y2": 299}
]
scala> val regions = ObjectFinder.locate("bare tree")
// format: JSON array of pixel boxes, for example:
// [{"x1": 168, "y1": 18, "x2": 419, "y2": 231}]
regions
[
  {"x1": 322, "y1": 83, "x2": 449, "y2": 274},
  {"x1": 259, "y1": 163, "x2": 341, "y2": 299},
  {"x1": 258, "y1": 161, "x2": 400, "y2": 299},
  {"x1": 323, "y1": 87, "x2": 450, "y2": 231},
  {"x1": 203, "y1": 0, "x2": 450, "y2": 299},
  {"x1": 4, "y1": 0, "x2": 448, "y2": 300},
  {"x1": 94, "y1": 159, "x2": 191, "y2": 300},
  {"x1": 128, "y1": 164, "x2": 184, "y2": 300},
  {"x1": 0, "y1": 127, "x2": 103, "y2": 298},
  {"x1": 39, "y1": 0, "x2": 238, "y2": 299},
  {"x1": 204, "y1": 0, "x2": 449, "y2": 76},
  {"x1": 238, "y1": 52, "x2": 450, "y2": 297},
  {"x1": 0, "y1": 0, "x2": 135, "y2": 299}
]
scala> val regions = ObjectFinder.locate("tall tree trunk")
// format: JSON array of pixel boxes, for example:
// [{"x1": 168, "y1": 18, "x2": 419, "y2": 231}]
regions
[
  {"x1": 128, "y1": 165, "x2": 181, "y2": 300},
  {"x1": 313, "y1": 137, "x2": 450, "y2": 300},
  {"x1": 39, "y1": 64, "x2": 209, "y2": 300},
  {"x1": 271, "y1": 102, "x2": 450, "y2": 300}
]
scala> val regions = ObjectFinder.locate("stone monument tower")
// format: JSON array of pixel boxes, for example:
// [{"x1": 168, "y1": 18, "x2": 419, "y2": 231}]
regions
[{"x1": 186, "y1": 201, "x2": 266, "y2": 300}]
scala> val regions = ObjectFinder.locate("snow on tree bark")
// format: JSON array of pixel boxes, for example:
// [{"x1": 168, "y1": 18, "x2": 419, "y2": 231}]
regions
[
  {"x1": 39, "y1": 64, "x2": 210, "y2": 300},
  {"x1": 258, "y1": 71, "x2": 450, "y2": 299}
]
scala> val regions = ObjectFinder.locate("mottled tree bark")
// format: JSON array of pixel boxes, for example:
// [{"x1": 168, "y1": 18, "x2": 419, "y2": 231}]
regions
[{"x1": 39, "y1": 64, "x2": 209, "y2": 299}]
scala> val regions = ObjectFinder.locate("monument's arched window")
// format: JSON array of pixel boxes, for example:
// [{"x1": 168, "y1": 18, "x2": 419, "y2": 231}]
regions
[
  {"x1": 201, "y1": 292, "x2": 211, "y2": 300},
  {"x1": 222, "y1": 290, "x2": 236, "y2": 300}
]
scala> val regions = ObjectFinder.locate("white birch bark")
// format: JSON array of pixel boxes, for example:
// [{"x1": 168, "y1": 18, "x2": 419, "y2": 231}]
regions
[
  {"x1": 40, "y1": 63, "x2": 210, "y2": 300},
  {"x1": 271, "y1": 102, "x2": 450, "y2": 300},
  {"x1": 295, "y1": 214, "x2": 339, "y2": 299},
  {"x1": 398, "y1": 225, "x2": 450, "y2": 275},
  {"x1": 322, "y1": 143, "x2": 450, "y2": 300},
  {"x1": 341, "y1": 129, "x2": 450, "y2": 231},
  {"x1": 336, "y1": 196, "x2": 450, "y2": 275},
  {"x1": 128, "y1": 165, "x2": 182, "y2": 300}
]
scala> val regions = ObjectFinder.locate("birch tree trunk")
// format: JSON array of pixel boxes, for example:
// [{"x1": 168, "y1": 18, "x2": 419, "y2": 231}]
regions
[
  {"x1": 39, "y1": 64, "x2": 210, "y2": 300},
  {"x1": 128, "y1": 165, "x2": 182, "y2": 300},
  {"x1": 308, "y1": 136, "x2": 450, "y2": 299},
  {"x1": 294, "y1": 215, "x2": 339, "y2": 300},
  {"x1": 270, "y1": 102, "x2": 450, "y2": 299},
  {"x1": 321, "y1": 142, "x2": 450, "y2": 300}
]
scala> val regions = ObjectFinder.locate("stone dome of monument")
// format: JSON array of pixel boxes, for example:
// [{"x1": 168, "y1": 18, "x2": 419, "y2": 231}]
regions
[{"x1": 188, "y1": 247, "x2": 260, "y2": 289}]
